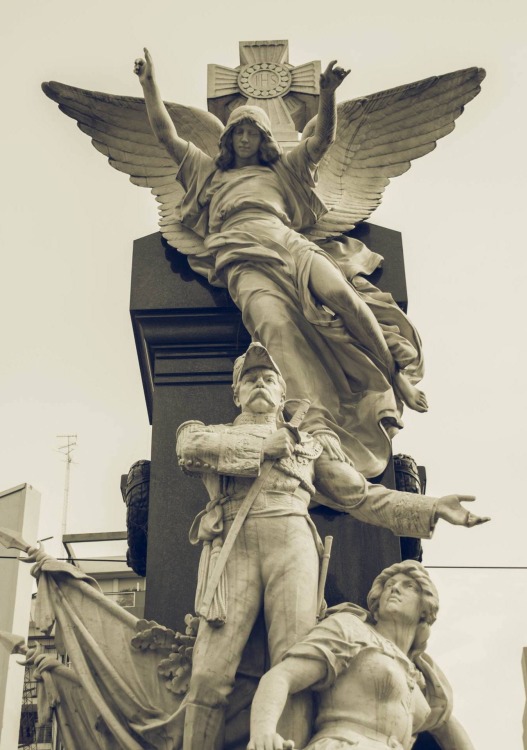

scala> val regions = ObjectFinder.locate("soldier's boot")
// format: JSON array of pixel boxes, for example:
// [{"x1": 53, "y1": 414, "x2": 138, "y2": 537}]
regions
[{"x1": 183, "y1": 702, "x2": 224, "y2": 750}]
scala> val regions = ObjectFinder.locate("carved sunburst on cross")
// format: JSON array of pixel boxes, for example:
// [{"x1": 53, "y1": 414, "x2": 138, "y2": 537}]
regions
[{"x1": 207, "y1": 40, "x2": 321, "y2": 144}]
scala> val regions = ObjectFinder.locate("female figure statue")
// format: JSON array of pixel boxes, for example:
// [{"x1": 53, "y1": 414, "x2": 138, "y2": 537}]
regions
[
  {"x1": 248, "y1": 560, "x2": 475, "y2": 750},
  {"x1": 43, "y1": 50, "x2": 483, "y2": 476},
  {"x1": 133, "y1": 49, "x2": 427, "y2": 475}
]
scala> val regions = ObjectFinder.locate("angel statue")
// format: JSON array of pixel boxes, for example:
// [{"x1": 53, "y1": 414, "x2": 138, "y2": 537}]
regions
[{"x1": 43, "y1": 49, "x2": 485, "y2": 477}]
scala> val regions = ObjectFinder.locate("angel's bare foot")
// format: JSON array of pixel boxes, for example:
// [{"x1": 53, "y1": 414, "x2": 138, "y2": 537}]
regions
[{"x1": 394, "y1": 371, "x2": 428, "y2": 412}]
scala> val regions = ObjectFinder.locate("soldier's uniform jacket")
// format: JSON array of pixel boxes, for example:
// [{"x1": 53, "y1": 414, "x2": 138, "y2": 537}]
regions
[{"x1": 176, "y1": 413, "x2": 439, "y2": 548}]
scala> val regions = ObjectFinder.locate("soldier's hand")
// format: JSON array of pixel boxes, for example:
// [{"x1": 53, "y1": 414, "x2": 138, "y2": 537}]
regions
[
  {"x1": 436, "y1": 495, "x2": 490, "y2": 527},
  {"x1": 263, "y1": 429, "x2": 296, "y2": 460},
  {"x1": 247, "y1": 734, "x2": 295, "y2": 750}
]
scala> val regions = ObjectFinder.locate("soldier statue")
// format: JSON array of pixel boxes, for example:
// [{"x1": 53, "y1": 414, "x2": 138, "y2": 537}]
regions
[{"x1": 175, "y1": 343, "x2": 487, "y2": 750}]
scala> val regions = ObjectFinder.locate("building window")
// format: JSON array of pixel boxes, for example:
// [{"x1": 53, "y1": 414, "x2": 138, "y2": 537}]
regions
[
  {"x1": 18, "y1": 709, "x2": 36, "y2": 743},
  {"x1": 36, "y1": 722, "x2": 53, "y2": 743},
  {"x1": 105, "y1": 590, "x2": 136, "y2": 608}
]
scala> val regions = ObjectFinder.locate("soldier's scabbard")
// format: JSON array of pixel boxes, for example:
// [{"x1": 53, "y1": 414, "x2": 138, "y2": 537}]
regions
[{"x1": 317, "y1": 535, "x2": 333, "y2": 620}]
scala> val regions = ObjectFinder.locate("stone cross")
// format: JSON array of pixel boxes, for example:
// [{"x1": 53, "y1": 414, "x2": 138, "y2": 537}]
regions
[{"x1": 207, "y1": 40, "x2": 320, "y2": 147}]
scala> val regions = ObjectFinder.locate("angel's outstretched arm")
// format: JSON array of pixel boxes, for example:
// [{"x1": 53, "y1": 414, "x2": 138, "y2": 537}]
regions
[
  {"x1": 134, "y1": 48, "x2": 188, "y2": 163},
  {"x1": 306, "y1": 60, "x2": 350, "y2": 164}
]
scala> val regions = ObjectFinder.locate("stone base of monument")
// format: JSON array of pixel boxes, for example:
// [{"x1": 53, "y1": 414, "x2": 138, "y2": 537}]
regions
[{"x1": 128, "y1": 225, "x2": 441, "y2": 750}]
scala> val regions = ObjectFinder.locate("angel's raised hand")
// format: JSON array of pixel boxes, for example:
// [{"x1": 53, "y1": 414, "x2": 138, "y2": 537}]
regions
[
  {"x1": 134, "y1": 48, "x2": 155, "y2": 84},
  {"x1": 320, "y1": 60, "x2": 350, "y2": 92}
]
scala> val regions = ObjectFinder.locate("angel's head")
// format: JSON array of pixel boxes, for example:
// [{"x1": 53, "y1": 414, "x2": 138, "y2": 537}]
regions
[{"x1": 216, "y1": 106, "x2": 282, "y2": 170}]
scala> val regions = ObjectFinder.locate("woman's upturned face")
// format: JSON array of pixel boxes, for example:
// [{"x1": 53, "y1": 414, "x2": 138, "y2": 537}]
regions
[
  {"x1": 377, "y1": 573, "x2": 424, "y2": 625},
  {"x1": 231, "y1": 123, "x2": 262, "y2": 163}
]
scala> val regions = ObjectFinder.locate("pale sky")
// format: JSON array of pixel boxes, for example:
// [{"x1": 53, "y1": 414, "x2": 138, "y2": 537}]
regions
[{"x1": 1, "y1": 1, "x2": 526, "y2": 746}]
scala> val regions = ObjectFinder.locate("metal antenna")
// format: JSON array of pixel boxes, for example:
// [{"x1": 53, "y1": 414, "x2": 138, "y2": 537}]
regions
[{"x1": 57, "y1": 434, "x2": 77, "y2": 537}]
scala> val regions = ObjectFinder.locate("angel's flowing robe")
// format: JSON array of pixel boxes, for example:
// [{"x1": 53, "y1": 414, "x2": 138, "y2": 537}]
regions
[{"x1": 175, "y1": 140, "x2": 423, "y2": 478}]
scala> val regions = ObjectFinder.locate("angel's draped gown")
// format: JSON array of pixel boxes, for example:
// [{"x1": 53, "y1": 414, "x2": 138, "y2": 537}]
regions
[{"x1": 176, "y1": 139, "x2": 423, "y2": 478}]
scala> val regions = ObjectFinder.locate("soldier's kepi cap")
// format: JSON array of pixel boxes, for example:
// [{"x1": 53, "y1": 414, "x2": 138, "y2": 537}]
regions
[{"x1": 232, "y1": 343, "x2": 282, "y2": 388}]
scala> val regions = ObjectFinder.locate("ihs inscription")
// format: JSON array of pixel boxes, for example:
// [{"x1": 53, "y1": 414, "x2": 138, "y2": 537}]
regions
[{"x1": 238, "y1": 63, "x2": 292, "y2": 99}]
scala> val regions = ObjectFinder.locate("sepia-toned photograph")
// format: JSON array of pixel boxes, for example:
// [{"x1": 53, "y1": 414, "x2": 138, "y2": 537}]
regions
[{"x1": 1, "y1": 1, "x2": 525, "y2": 748}]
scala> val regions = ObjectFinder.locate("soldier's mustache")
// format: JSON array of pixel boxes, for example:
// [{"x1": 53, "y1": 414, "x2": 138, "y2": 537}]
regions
[{"x1": 248, "y1": 387, "x2": 273, "y2": 402}]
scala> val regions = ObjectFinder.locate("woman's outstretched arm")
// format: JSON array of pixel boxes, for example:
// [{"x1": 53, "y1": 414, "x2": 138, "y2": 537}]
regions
[{"x1": 248, "y1": 658, "x2": 325, "y2": 750}]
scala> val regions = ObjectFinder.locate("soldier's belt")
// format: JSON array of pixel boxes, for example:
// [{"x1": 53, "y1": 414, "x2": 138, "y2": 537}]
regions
[{"x1": 222, "y1": 489, "x2": 310, "y2": 521}]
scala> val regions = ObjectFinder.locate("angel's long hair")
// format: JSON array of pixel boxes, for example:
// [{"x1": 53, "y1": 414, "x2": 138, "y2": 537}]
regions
[
  {"x1": 367, "y1": 560, "x2": 439, "y2": 660},
  {"x1": 215, "y1": 118, "x2": 282, "y2": 170}
]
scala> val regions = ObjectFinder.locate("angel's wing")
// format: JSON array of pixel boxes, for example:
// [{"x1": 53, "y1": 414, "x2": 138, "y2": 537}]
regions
[
  {"x1": 303, "y1": 67, "x2": 485, "y2": 240},
  {"x1": 42, "y1": 81, "x2": 224, "y2": 253}
]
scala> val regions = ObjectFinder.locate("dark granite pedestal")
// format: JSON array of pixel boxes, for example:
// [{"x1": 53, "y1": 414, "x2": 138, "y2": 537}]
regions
[
  {"x1": 130, "y1": 224, "x2": 440, "y2": 750},
  {"x1": 130, "y1": 222, "x2": 411, "y2": 630}
]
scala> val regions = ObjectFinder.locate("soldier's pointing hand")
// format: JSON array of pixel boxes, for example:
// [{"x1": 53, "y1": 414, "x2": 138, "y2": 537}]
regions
[{"x1": 435, "y1": 495, "x2": 490, "y2": 527}]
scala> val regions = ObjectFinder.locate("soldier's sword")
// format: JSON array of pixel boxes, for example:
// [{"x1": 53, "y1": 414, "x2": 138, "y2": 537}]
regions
[{"x1": 198, "y1": 399, "x2": 311, "y2": 623}]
